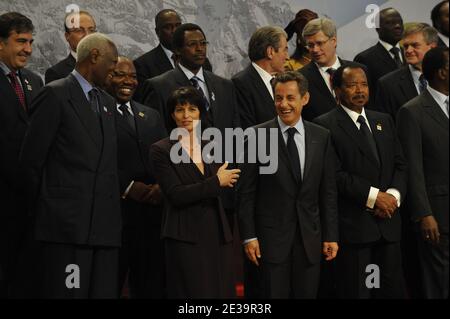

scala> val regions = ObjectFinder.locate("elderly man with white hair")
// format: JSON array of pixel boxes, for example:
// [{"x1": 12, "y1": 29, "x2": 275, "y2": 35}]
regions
[{"x1": 20, "y1": 33, "x2": 120, "y2": 299}]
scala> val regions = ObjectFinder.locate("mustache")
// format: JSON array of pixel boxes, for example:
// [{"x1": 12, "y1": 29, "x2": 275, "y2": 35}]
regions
[{"x1": 352, "y1": 95, "x2": 367, "y2": 99}]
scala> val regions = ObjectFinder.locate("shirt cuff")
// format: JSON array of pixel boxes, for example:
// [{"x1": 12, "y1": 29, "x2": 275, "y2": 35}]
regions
[
  {"x1": 243, "y1": 238, "x2": 257, "y2": 245},
  {"x1": 366, "y1": 187, "x2": 379, "y2": 209},
  {"x1": 122, "y1": 180, "x2": 135, "y2": 199},
  {"x1": 386, "y1": 188, "x2": 401, "y2": 207}
]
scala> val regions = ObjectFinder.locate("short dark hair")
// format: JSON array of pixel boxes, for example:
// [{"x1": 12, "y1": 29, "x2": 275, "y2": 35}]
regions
[
  {"x1": 331, "y1": 63, "x2": 368, "y2": 89},
  {"x1": 172, "y1": 23, "x2": 206, "y2": 51},
  {"x1": 422, "y1": 47, "x2": 449, "y2": 82},
  {"x1": 167, "y1": 86, "x2": 208, "y2": 130},
  {"x1": 64, "y1": 10, "x2": 95, "y2": 33},
  {"x1": 155, "y1": 9, "x2": 178, "y2": 29},
  {"x1": 271, "y1": 71, "x2": 309, "y2": 96},
  {"x1": 431, "y1": 0, "x2": 448, "y2": 29},
  {"x1": 0, "y1": 12, "x2": 34, "y2": 40}
]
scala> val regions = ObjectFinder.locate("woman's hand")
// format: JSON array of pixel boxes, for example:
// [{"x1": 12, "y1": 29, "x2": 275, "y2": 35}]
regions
[{"x1": 217, "y1": 162, "x2": 241, "y2": 188}]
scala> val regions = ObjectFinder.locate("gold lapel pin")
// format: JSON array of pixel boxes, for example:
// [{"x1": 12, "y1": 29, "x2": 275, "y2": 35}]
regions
[
  {"x1": 27, "y1": 85, "x2": 33, "y2": 91},
  {"x1": 376, "y1": 123, "x2": 382, "y2": 131},
  {"x1": 138, "y1": 112, "x2": 145, "y2": 118}
]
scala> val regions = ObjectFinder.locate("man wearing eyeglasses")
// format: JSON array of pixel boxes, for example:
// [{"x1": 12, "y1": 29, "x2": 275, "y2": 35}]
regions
[
  {"x1": 44, "y1": 10, "x2": 96, "y2": 84},
  {"x1": 299, "y1": 18, "x2": 365, "y2": 121}
]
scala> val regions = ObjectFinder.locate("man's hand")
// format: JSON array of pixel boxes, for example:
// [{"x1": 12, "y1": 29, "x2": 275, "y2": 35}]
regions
[
  {"x1": 374, "y1": 192, "x2": 398, "y2": 216},
  {"x1": 127, "y1": 181, "x2": 151, "y2": 203},
  {"x1": 373, "y1": 207, "x2": 393, "y2": 219},
  {"x1": 420, "y1": 215, "x2": 440, "y2": 245},
  {"x1": 244, "y1": 239, "x2": 261, "y2": 266},
  {"x1": 142, "y1": 184, "x2": 163, "y2": 205},
  {"x1": 322, "y1": 242, "x2": 338, "y2": 261}
]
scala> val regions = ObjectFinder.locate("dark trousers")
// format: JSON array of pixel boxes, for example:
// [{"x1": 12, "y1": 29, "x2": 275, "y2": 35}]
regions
[
  {"x1": 336, "y1": 240, "x2": 406, "y2": 299},
  {"x1": 417, "y1": 233, "x2": 449, "y2": 299},
  {"x1": 38, "y1": 242, "x2": 119, "y2": 299},
  {"x1": 260, "y1": 227, "x2": 320, "y2": 299}
]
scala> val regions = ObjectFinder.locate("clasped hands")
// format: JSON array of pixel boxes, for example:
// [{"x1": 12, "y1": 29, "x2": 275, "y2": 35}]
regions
[
  {"x1": 127, "y1": 181, "x2": 162, "y2": 205},
  {"x1": 372, "y1": 191, "x2": 398, "y2": 219}
]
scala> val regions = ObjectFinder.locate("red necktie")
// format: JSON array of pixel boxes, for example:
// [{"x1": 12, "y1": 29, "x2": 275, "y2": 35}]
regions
[{"x1": 7, "y1": 71, "x2": 26, "y2": 111}]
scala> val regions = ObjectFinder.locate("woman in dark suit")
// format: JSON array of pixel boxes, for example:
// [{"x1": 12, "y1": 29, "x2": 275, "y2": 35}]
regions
[{"x1": 150, "y1": 87, "x2": 240, "y2": 298}]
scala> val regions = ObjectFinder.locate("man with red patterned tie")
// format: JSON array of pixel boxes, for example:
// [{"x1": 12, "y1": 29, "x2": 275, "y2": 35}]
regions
[{"x1": 0, "y1": 12, "x2": 43, "y2": 298}]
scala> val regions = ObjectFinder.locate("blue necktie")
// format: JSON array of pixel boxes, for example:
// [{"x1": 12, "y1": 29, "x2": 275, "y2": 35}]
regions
[{"x1": 190, "y1": 76, "x2": 210, "y2": 111}]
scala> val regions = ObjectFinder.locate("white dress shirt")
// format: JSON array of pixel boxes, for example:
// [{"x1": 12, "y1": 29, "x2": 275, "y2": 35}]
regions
[
  {"x1": 340, "y1": 105, "x2": 402, "y2": 209},
  {"x1": 317, "y1": 56, "x2": 341, "y2": 95},
  {"x1": 252, "y1": 62, "x2": 274, "y2": 99},
  {"x1": 179, "y1": 63, "x2": 211, "y2": 104},
  {"x1": 427, "y1": 86, "x2": 449, "y2": 118}
]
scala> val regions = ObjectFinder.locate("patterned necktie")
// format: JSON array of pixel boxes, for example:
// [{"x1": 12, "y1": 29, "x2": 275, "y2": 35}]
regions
[
  {"x1": 445, "y1": 98, "x2": 449, "y2": 118},
  {"x1": 419, "y1": 74, "x2": 428, "y2": 93},
  {"x1": 389, "y1": 47, "x2": 403, "y2": 68},
  {"x1": 88, "y1": 88, "x2": 100, "y2": 115},
  {"x1": 286, "y1": 127, "x2": 302, "y2": 183},
  {"x1": 357, "y1": 115, "x2": 380, "y2": 164},
  {"x1": 190, "y1": 76, "x2": 210, "y2": 111},
  {"x1": 7, "y1": 71, "x2": 26, "y2": 111},
  {"x1": 119, "y1": 103, "x2": 136, "y2": 132},
  {"x1": 326, "y1": 68, "x2": 336, "y2": 94}
]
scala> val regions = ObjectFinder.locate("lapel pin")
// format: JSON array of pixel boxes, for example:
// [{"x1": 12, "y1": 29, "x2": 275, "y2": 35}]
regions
[
  {"x1": 103, "y1": 106, "x2": 108, "y2": 113},
  {"x1": 138, "y1": 112, "x2": 145, "y2": 118},
  {"x1": 211, "y1": 92, "x2": 215, "y2": 102},
  {"x1": 376, "y1": 123, "x2": 382, "y2": 131},
  {"x1": 24, "y1": 79, "x2": 29, "y2": 84},
  {"x1": 27, "y1": 84, "x2": 33, "y2": 91}
]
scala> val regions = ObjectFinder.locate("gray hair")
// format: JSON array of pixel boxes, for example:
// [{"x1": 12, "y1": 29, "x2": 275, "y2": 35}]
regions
[
  {"x1": 248, "y1": 26, "x2": 287, "y2": 62},
  {"x1": 76, "y1": 33, "x2": 116, "y2": 62},
  {"x1": 302, "y1": 17, "x2": 337, "y2": 39},
  {"x1": 403, "y1": 23, "x2": 439, "y2": 45}
]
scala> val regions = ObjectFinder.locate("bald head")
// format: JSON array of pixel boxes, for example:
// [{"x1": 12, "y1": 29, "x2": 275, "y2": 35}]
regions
[{"x1": 377, "y1": 8, "x2": 404, "y2": 45}]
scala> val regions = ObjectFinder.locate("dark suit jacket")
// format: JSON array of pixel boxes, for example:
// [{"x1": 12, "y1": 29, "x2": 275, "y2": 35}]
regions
[
  {"x1": 20, "y1": 74, "x2": 122, "y2": 247},
  {"x1": 0, "y1": 68, "x2": 43, "y2": 218},
  {"x1": 375, "y1": 66, "x2": 418, "y2": 120},
  {"x1": 237, "y1": 118, "x2": 338, "y2": 265},
  {"x1": 116, "y1": 101, "x2": 167, "y2": 227},
  {"x1": 397, "y1": 90, "x2": 449, "y2": 233},
  {"x1": 149, "y1": 138, "x2": 233, "y2": 244},
  {"x1": 314, "y1": 107, "x2": 407, "y2": 244},
  {"x1": 231, "y1": 64, "x2": 275, "y2": 129},
  {"x1": 299, "y1": 58, "x2": 360, "y2": 121},
  {"x1": 133, "y1": 45, "x2": 212, "y2": 102},
  {"x1": 142, "y1": 65, "x2": 240, "y2": 131},
  {"x1": 44, "y1": 54, "x2": 76, "y2": 84},
  {"x1": 354, "y1": 42, "x2": 404, "y2": 95}
]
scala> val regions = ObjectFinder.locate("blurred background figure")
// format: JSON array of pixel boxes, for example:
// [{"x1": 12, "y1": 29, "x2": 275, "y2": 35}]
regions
[{"x1": 284, "y1": 9, "x2": 318, "y2": 71}]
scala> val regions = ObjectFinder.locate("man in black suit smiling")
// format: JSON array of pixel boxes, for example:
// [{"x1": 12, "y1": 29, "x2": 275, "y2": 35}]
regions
[
  {"x1": 21, "y1": 33, "x2": 121, "y2": 298},
  {"x1": 105, "y1": 56, "x2": 167, "y2": 298}
]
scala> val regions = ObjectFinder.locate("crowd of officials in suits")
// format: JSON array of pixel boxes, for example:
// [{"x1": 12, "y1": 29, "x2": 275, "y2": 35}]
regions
[{"x1": 0, "y1": 1, "x2": 448, "y2": 299}]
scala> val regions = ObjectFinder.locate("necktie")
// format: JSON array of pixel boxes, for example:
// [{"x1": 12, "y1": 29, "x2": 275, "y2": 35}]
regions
[
  {"x1": 357, "y1": 115, "x2": 380, "y2": 164},
  {"x1": 419, "y1": 74, "x2": 428, "y2": 93},
  {"x1": 190, "y1": 76, "x2": 210, "y2": 111},
  {"x1": 445, "y1": 98, "x2": 449, "y2": 118},
  {"x1": 326, "y1": 68, "x2": 336, "y2": 93},
  {"x1": 119, "y1": 103, "x2": 136, "y2": 132},
  {"x1": 7, "y1": 72, "x2": 26, "y2": 111},
  {"x1": 286, "y1": 127, "x2": 302, "y2": 183},
  {"x1": 88, "y1": 88, "x2": 100, "y2": 115},
  {"x1": 389, "y1": 47, "x2": 403, "y2": 68}
]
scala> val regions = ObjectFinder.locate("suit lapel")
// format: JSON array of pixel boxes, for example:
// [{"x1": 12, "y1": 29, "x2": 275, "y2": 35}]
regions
[
  {"x1": 422, "y1": 90, "x2": 449, "y2": 131},
  {"x1": 374, "y1": 42, "x2": 398, "y2": 70},
  {"x1": 399, "y1": 67, "x2": 418, "y2": 100},
  {"x1": 18, "y1": 69, "x2": 35, "y2": 110},
  {"x1": 67, "y1": 74, "x2": 103, "y2": 148},
  {"x1": 366, "y1": 111, "x2": 384, "y2": 168},
  {"x1": 336, "y1": 107, "x2": 380, "y2": 167},
  {"x1": 302, "y1": 121, "x2": 316, "y2": 184},
  {"x1": 155, "y1": 45, "x2": 174, "y2": 74},
  {"x1": 203, "y1": 71, "x2": 219, "y2": 124},
  {"x1": 0, "y1": 71, "x2": 28, "y2": 122},
  {"x1": 309, "y1": 62, "x2": 336, "y2": 104},
  {"x1": 248, "y1": 64, "x2": 273, "y2": 104}
]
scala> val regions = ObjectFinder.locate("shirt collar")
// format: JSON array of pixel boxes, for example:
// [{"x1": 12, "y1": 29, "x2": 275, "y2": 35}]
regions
[
  {"x1": 438, "y1": 32, "x2": 449, "y2": 47},
  {"x1": 252, "y1": 62, "x2": 274, "y2": 85},
  {"x1": 179, "y1": 63, "x2": 205, "y2": 82},
  {"x1": 277, "y1": 116, "x2": 305, "y2": 136},
  {"x1": 70, "y1": 50, "x2": 77, "y2": 60},
  {"x1": 378, "y1": 40, "x2": 401, "y2": 53},
  {"x1": 427, "y1": 86, "x2": 449, "y2": 107},
  {"x1": 317, "y1": 56, "x2": 341, "y2": 73},
  {"x1": 408, "y1": 64, "x2": 422, "y2": 82},
  {"x1": 72, "y1": 69, "x2": 93, "y2": 100},
  {"x1": 160, "y1": 43, "x2": 175, "y2": 66},
  {"x1": 341, "y1": 104, "x2": 369, "y2": 125},
  {"x1": 116, "y1": 101, "x2": 133, "y2": 115}
]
